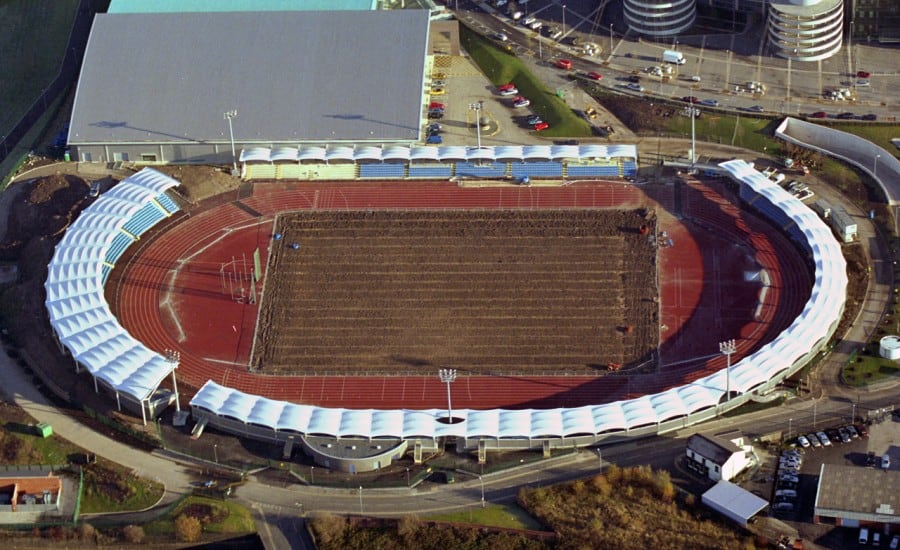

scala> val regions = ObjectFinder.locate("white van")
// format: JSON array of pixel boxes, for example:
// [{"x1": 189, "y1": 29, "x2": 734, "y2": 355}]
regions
[
  {"x1": 859, "y1": 528, "x2": 869, "y2": 545},
  {"x1": 775, "y1": 489, "x2": 797, "y2": 498},
  {"x1": 522, "y1": 16, "x2": 536, "y2": 26}
]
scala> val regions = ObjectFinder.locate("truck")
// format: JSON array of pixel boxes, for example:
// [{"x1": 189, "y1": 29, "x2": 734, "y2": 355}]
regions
[{"x1": 662, "y1": 49, "x2": 685, "y2": 65}]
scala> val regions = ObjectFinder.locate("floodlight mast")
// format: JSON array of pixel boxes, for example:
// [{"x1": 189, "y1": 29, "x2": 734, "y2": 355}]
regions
[
  {"x1": 224, "y1": 110, "x2": 238, "y2": 174},
  {"x1": 438, "y1": 368, "x2": 457, "y2": 422},
  {"x1": 719, "y1": 339, "x2": 737, "y2": 412}
]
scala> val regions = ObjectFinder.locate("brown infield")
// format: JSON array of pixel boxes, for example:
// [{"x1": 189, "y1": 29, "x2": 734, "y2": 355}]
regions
[{"x1": 251, "y1": 209, "x2": 659, "y2": 376}]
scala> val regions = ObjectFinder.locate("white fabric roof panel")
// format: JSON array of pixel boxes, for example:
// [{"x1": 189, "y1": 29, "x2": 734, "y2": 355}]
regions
[
  {"x1": 592, "y1": 403, "x2": 629, "y2": 432},
  {"x1": 497, "y1": 410, "x2": 532, "y2": 438},
  {"x1": 45, "y1": 168, "x2": 181, "y2": 402},
  {"x1": 409, "y1": 146, "x2": 440, "y2": 161},
  {"x1": 494, "y1": 146, "x2": 524, "y2": 160},
  {"x1": 522, "y1": 145, "x2": 551, "y2": 159},
  {"x1": 307, "y1": 408, "x2": 344, "y2": 435},
  {"x1": 382, "y1": 146, "x2": 411, "y2": 162},
  {"x1": 531, "y1": 409, "x2": 564, "y2": 437},
  {"x1": 298, "y1": 146, "x2": 327, "y2": 161},
  {"x1": 247, "y1": 398, "x2": 287, "y2": 426},
  {"x1": 370, "y1": 410, "x2": 405, "y2": 437},
  {"x1": 550, "y1": 145, "x2": 579, "y2": 159},
  {"x1": 466, "y1": 410, "x2": 500, "y2": 437},
  {"x1": 466, "y1": 148, "x2": 494, "y2": 161},
  {"x1": 621, "y1": 396, "x2": 659, "y2": 426},
  {"x1": 354, "y1": 146, "x2": 383, "y2": 162},
  {"x1": 339, "y1": 410, "x2": 373, "y2": 436},
  {"x1": 437, "y1": 146, "x2": 467, "y2": 161},
  {"x1": 650, "y1": 389, "x2": 689, "y2": 421},
  {"x1": 277, "y1": 404, "x2": 313, "y2": 432},
  {"x1": 270, "y1": 147, "x2": 298, "y2": 162},
  {"x1": 239, "y1": 147, "x2": 271, "y2": 162},
  {"x1": 325, "y1": 146, "x2": 355, "y2": 162}
]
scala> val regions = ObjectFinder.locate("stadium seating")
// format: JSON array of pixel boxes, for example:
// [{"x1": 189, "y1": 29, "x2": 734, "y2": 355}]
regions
[
  {"x1": 567, "y1": 165, "x2": 620, "y2": 177},
  {"x1": 408, "y1": 164, "x2": 453, "y2": 178},
  {"x1": 359, "y1": 163, "x2": 406, "y2": 179},
  {"x1": 509, "y1": 162, "x2": 563, "y2": 178},
  {"x1": 122, "y1": 203, "x2": 167, "y2": 238},
  {"x1": 105, "y1": 231, "x2": 136, "y2": 265},
  {"x1": 456, "y1": 162, "x2": 507, "y2": 178},
  {"x1": 154, "y1": 192, "x2": 181, "y2": 214}
]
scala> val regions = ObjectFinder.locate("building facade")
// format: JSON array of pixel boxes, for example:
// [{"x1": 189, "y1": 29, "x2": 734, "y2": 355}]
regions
[
  {"x1": 686, "y1": 431, "x2": 754, "y2": 481},
  {"x1": 624, "y1": 0, "x2": 697, "y2": 36},
  {"x1": 767, "y1": 0, "x2": 844, "y2": 61}
]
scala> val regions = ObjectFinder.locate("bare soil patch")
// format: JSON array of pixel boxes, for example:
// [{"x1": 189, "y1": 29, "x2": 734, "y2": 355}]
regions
[{"x1": 253, "y1": 209, "x2": 659, "y2": 376}]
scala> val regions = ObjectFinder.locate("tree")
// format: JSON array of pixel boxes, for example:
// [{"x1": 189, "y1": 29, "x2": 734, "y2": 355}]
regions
[{"x1": 175, "y1": 514, "x2": 202, "y2": 543}]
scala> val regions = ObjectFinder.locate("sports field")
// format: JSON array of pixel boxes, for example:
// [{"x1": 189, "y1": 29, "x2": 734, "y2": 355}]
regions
[{"x1": 251, "y1": 209, "x2": 659, "y2": 375}]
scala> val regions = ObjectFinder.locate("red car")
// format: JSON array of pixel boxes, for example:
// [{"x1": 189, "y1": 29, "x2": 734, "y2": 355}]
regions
[
  {"x1": 809, "y1": 111, "x2": 828, "y2": 118},
  {"x1": 533, "y1": 122, "x2": 549, "y2": 131},
  {"x1": 681, "y1": 96, "x2": 699, "y2": 104},
  {"x1": 586, "y1": 71, "x2": 602, "y2": 81},
  {"x1": 429, "y1": 101, "x2": 445, "y2": 110},
  {"x1": 856, "y1": 70, "x2": 871, "y2": 79},
  {"x1": 555, "y1": 59, "x2": 572, "y2": 70},
  {"x1": 498, "y1": 83, "x2": 516, "y2": 91}
]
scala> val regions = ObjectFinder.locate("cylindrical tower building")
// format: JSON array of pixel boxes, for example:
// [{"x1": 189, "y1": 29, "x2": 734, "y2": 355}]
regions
[
  {"x1": 624, "y1": 0, "x2": 697, "y2": 37},
  {"x1": 768, "y1": 0, "x2": 844, "y2": 61}
]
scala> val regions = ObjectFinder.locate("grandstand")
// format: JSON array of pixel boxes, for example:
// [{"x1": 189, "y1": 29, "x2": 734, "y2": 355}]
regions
[{"x1": 45, "y1": 169, "x2": 183, "y2": 423}]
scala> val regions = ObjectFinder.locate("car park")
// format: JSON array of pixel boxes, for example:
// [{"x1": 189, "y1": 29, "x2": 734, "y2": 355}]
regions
[
  {"x1": 699, "y1": 99, "x2": 719, "y2": 107},
  {"x1": 874, "y1": 533, "x2": 882, "y2": 546},
  {"x1": 533, "y1": 122, "x2": 549, "y2": 132},
  {"x1": 772, "y1": 502, "x2": 794, "y2": 512},
  {"x1": 626, "y1": 75, "x2": 641, "y2": 83},
  {"x1": 795, "y1": 189, "x2": 815, "y2": 201},
  {"x1": 555, "y1": 59, "x2": 573, "y2": 70},
  {"x1": 429, "y1": 101, "x2": 444, "y2": 110},
  {"x1": 626, "y1": 82, "x2": 644, "y2": 92},
  {"x1": 857, "y1": 70, "x2": 871, "y2": 78},
  {"x1": 889, "y1": 534, "x2": 899, "y2": 549},
  {"x1": 779, "y1": 474, "x2": 799, "y2": 484},
  {"x1": 498, "y1": 83, "x2": 516, "y2": 92},
  {"x1": 860, "y1": 528, "x2": 870, "y2": 545},
  {"x1": 431, "y1": 79, "x2": 446, "y2": 87},
  {"x1": 427, "y1": 123, "x2": 442, "y2": 133},
  {"x1": 816, "y1": 431, "x2": 831, "y2": 446},
  {"x1": 810, "y1": 111, "x2": 828, "y2": 118},
  {"x1": 499, "y1": 87, "x2": 519, "y2": 96},
  {"x1": 867, "y1": 451, "x2": 878, "y2": 467},
  {"x1": 585, "y1": 71, "x2": 602, "y2": 81}
]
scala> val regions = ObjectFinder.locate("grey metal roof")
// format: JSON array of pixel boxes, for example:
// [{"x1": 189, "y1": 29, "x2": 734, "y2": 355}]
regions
[
  {"x1": 814, "y1": 463, "x2": 900, "y2": 518},
  {"x1": 687, "y1": 433, "x2": 742, "y2": 465},
  {"x1": 70, "y1": 11, "x2": 430, "y2": 146}
]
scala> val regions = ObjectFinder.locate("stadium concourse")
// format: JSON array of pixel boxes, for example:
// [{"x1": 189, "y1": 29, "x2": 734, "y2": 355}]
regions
[{"x1": 43, "y1": 162, "x2": 845, "y2": 462}]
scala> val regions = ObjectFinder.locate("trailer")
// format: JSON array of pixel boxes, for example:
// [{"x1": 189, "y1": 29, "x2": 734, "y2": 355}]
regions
[{"x1": 829, "y1": 205, "x2": 857, "y2": 242}]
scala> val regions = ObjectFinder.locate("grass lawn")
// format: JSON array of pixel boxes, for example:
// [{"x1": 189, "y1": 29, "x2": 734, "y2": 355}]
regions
[
  {"x1": 459, "y1": 24, "x2": 592, "y2": 138},
  {"x1": 427, "y1": 502, "x2": 545, "y2": 531},
  {"x1": 143, "y1": 496, "x2": 256, "y2": 536},
  {"x1": 0, "y1": 0, "x2": 79, "y2": 134},
  {"x1": 79, "y1": 470, "x2": 164, "y2": 514},
  {"x1": 663, "y1": 112, "x2": 783, "y2": 152},
  {"x1": 842, "y1": 355, "x2": 900, "y2": 386}
]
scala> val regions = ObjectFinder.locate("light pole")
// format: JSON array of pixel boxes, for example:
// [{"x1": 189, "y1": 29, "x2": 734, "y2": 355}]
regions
[
  {"x1": 310, "y1": 466, "x2": 315, "y2": 485},
  {"x1": 468, "y1": 101, "x2": 484, "y2": 150},
  {"x1": 562, "y1": 4, "x2": 566, "y2": 36},
  {"x1": 213, "y1": 443, "x2": 218, "y2": 464},
  {"x1": 813, "y1": 402, "x2": 817, "y2": 429},
  {"x1": 719, "y1": 340, "x2": 736, "y2": 409},
  {"x1": 406, "y1": 468, "x2": 410, "y2": 488},
  {"x1": 852, "y1": 403, "x2": 857, "y2": 423},
  {"x1": 478, "y1": 475, "x2": 485, "y2": 508},
  {"x1": 609, "y1": 23, "x2": 613, "y2": 58},
  {"x1": 439, "y1": 368, "x2": 457, "y2": 422},
  {"x1": 358, "y1": 486, "x2": 363, "y2": 514},
  {"x1": 788, "y1": 418, "x2": 793, "y2": 441},
  {"x1": 224, "y1": 110, "x2": 238, "y2": 174},
  {"x1": 874, "y1": 154, "x2": 881, "y2": 179}
]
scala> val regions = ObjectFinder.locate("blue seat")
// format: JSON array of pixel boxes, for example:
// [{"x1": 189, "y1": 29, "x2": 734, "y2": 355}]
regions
[
  {"x1": 359, "y1": 164, "x2": 405, "y2": 178},
  {"x1": 122, "y1": 203, "x2": 166, "y2": 237},
  {"x1": 409, "y1": 164, "x2": 452, "y2": 178},
  {"x1": 105, "y1": 231, "x2": 135, "y2": 264},
  {"x1": 155, "y1": 192, "x2": 180, "y2": 214}
]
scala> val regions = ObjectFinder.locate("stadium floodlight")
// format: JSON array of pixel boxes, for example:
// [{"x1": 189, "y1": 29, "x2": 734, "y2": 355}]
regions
[
  {"x1": 719, "y1": 339, "x2": 737, "y2": 413},
  {"x1": 224, "y1": 110, "x2": 238, "y2": 174},
  {"x1": 468, "y1": 101, "x2": 484, "y2": 151},
  {"x1": 438, "y1": 368, "x2": 457, "y2": 422}
]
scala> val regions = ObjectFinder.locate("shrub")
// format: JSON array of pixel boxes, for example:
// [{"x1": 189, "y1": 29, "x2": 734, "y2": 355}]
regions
[
  {"x1": 310, "y1": 514, "x2": 347, "y2": 547},
  {"x1": 122, "y1": 524, "x2": 145, "y2": 544},
  {"x1": 175, "y1": 514, "x2": 202, "y2": 543},
  {"x1": 76, "y1": 523, "x2": 96, "y2": 541}
]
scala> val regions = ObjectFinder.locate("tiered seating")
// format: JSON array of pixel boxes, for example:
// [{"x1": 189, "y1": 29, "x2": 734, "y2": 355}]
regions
[
  {"x1": 509, "y1": 162, "x2": 563, "y2": 178},
  {"x1": 101, "y1": 264, "x2": 113, "y2": 284},
  {"x1": 746, "y1": 196, "x2": 793, "y2": 230},
  {"x1": 456, "y1": 162, "x2": 507, "y2": 178},
  {"x1": 316, "y1": 164, "x2": 358, "y2": 180},
  {"x1": 105, "y1": 231, "x2": 136, "y2": 265},
  {"x1": 620, "y1": 160, "x2": 638, "y2": 177},
  {"x1": 155, "y1": 192, "x2": 181, "y2": 214},
  {"x1": 122, "y1": 203, "x2": 166, "y2": 237},
  {"x1": 408, "y1": 164, "x2": 452, "y2": 178},
  {"x1": 567, "y1": 164, "x2": 619, "y2": 177},
  {"x1": 247, "y1": 165, "x2": 277, "y2": 179},
  {"x1": 359, "y1": 164, "x2": 406, "y2": 179}
]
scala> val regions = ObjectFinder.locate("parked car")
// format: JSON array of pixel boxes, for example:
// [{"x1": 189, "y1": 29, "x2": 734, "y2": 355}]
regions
[
  {"x1": 860, "y1": 113, "x2": 877, "y2": 121},
  {"x1": 499, "y1": 87, "x2": 519, "y2": 96},
  {"x1": 778, "y1": 481, "x2": 798, "y2": 490},
  {"x1": 426, "y1": 134, "x2": 442, "y2": 144},
  {"x1": 682, "y1": 96, "x2": 700, "y2": 104},
  {"x1": 838, "y1": 427, "x2": 851, "y2": 443},
  {"x1": 846, "y1": 425, "x2": 859, "y2": 439},
  {"x1": 889, "y1": 534, "x2": 899, "y2": 550},
  {"x1": 493, "y1": 32, "x2": 509, "y2": 42},
  {"x1": 856, "y1": 79, "x2": 870, "y2": 87},
  {"x1": 533, "y1": 122, "x2": 549, "y2": 132},
  {"x1": 699, "y1": 99, "x2": 719, "y2": 107},
  {"x1": 742, "y1": 105, "x2": 764, "y2": 112},
  {"x1": 779, "y1": 474, "x2": 799, "y2": 483},
  {"x1": 809, "y1": 111, "x2": 828, "y2": 118},
  {"x1": 431, "y1": 87, "x2": 446, "y2": 96},
  {"x1": 427, "y1": 123, "x2": 442, "y2": 134},
  {"x1": 826, "y1": 428, "x2": 841, "y2": 443},
  {"x1": 836, "y1": 112, "x2": 855, "y2": 120},
  {"x1": 429, "y1": 101, "x2": 445, "y2": 110},
  {"x1": 427, "y1": 110, "x2": 444, "y2": 119},
  {"x1": 856, "y1": 70, "x2": 871, "y2": 78},
  {"x1": 883, "y1": 454, "x2": 891, "y2": 469},
  {"x1": 585, "y1": 71, "x2": 602, "y2": 81},
  {"x1": 867, "y1": 451, "x2": 878, "y2": 467},
  {"x1": 626, "y1": 82, "x2": 644, "y2": 92},
  {"x1": 513, "y1": 97, "x2": 531, "y2": 108},
  {"x1": 773, "y1": 502, "x2": 794, "y2": 512},
  {"x1": 498, "y1": 83, "x2": 516, "y2": 92},
  {"x1": 855, "y1": 424, "x2": 869, "y2": 437},
  {"x1": 527, "y1": 115, "x2": 543, "y2": 125},
  {"x1": 816, "y1": 431, "x2": 831, "y2": 446},
  {"x1": 555, "y1": 59, "x2": 573, "y2": 70},
  {"x1": 806, "y1": 433, "x2": 821, "y2": 448}
]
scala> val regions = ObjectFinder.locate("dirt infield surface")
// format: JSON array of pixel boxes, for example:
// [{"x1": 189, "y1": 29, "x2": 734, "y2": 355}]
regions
[{"x1": 252, "y1": 209, "x2": 658, "y2": 375}]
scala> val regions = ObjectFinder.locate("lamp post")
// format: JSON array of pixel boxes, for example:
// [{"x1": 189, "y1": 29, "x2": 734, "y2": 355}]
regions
[
  {"x1": 358, "y1": 486, "x2": 363, "y2": 514},
  {"x1": 788, "y1": 418, "x2": 793, "y2": 441},
  {"x1": 310, "y1": 466, "x2": 315, "y2": 485},
  {"x1": 478, "y1": 475, "x2": 485, "y2": 508},
  {"x1": 719, "y1": 340, "x2": 736, "y2": 410},
  {"x1": 874, "y1": 154, "x2": 881, "y2": 179},
  {"x1": 406, "y1": 468, "x2": 410, "y2": 488},
  {"x1": 439, "y1": 369, "x2": 457, "y2": 422},
  {"x1": 213, "y1": 443, "x2": 218, "y2": 464},
  {"x1": 562, "y1": 4, "x2": 566, "y2": 36},
  {"x1": 224, "y1": 110, "x2": 238, "y2": 174},
  {"x1": 813, "y1": 402, "x2": 817, "y2": 429},
  {"x1": 609, "y1": 23, "x2": 614, "y2": 58},
  {"x1": 852, "y1": 403, "x2": 857, "y2": 423},
  {"x1": 468, "y1": 101, "x2": 484, "y2": 150}
]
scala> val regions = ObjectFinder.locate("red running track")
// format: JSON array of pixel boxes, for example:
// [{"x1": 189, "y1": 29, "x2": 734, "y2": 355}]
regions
[{"x1": 112, "y1": 180, "x2": 806, "y2": 410}]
